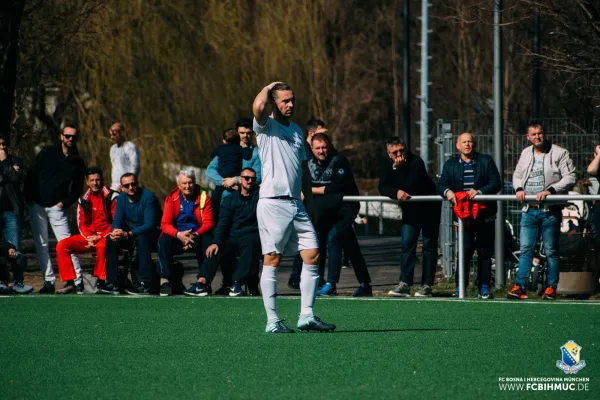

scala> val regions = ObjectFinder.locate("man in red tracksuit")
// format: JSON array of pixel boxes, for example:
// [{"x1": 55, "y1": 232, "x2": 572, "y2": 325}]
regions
[{"x1": 56, "y1": 167, "x2": 118, "y2": 294}]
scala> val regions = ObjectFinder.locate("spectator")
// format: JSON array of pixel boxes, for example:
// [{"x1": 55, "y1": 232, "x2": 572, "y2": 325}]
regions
[
  {"x1": 0, "y1": 133, "x2": 30, "y2": 293},
  {"x1": 379, "y1": 137, "x2": 440, "y2": 297},
  {"x1": 508, "y1": 121, "x2": 576, "y2": 300},
  {"x1": 208, "y1": 128, "x2": 253, "y2": 218},
  {"x1": 24, "y1": 125, "x2": 86, "y2": 294},
  {"x1": 587, "y1": 145, "x2": 600, "y2": 237},
  {"x1": 206, "y1": 118, "x2": 262, "y2": 294},
  {"x1": 309, "y1": 133, "x2": 373, "y2": 297},
  {"x1": 158, "y1": 170, "x2": 214, "y2": 297},
  {"x1": 101, "y1": 173, "x2": 161, "y2": 296},
  {"x1": 437, "y1": 133, "x2": 501, "y2": 299},
  {"x1": 204, "y1": 167, "x2": 261, "y2": 296},
  {"x1": 0, "y1": 238, "x2": 31, "y2": 293},
  {"x1": 109, "y1": 122, "x2": 140, "y2": 191},
  {"x1": 288, "y1": 117, "x2": 329, "y2": 290},
  {"x1": 55, "y1": 167, "x2": 117, "y2": 294}
]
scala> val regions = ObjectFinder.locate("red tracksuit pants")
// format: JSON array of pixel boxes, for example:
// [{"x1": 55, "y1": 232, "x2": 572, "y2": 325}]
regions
[{"x1": 56, "y1": 234, "x2": 107, "y2": 281}]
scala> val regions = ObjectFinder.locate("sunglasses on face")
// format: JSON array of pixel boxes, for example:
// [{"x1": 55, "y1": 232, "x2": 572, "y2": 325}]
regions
[
  {"x1": 63, "y1": 134, "x2": 78, "y2": 140},
  {"x1": 241, "y1": 176, "x2": 256, "y2": 182},
  {"x1": 122, "y1": 182, "x2": 138, "y2": 189}
]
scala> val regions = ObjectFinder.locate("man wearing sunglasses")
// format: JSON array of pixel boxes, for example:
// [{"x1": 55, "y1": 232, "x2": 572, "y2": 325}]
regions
[
  {"x1": 24, "y1": 125, "x2": 86, "y2": 294},
  {"x1": 102, "y1": 173, "x2": 161, "y2": 295},
  {"x1": 378, "y1": 136, "x2": 440, "y2": 297},
  {"x1": 202, "y1": 167, "x2": 261, "y2": 297}
]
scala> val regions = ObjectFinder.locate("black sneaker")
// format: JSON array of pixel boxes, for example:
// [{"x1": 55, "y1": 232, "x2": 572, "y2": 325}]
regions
[
  {"x1": 39, "y1": 281, "x2": 55, "y2": 294},
  {"x1": 56, "y1": 281, "x2": 77, "y2": 295},
  {"x1": 99, "y1": 281, "x2": 121, "y2": 295},
  {"x1": 76, "y1": 282, "x2": 85, "y2": 295},
  {"x1": 184, "y1": 281, "x2": 211, "y2": 297},
  {"x1": 246, "y1": 282, "x2": 261, "y2": 296},
  {"x1": 160, "y1": 282, "x2": 172, "y2": 297},
  {"x1": 127, "y1": 283, "x2": 151, "y2": 296},
  {"x1": 171, "y1": 281, "x2": 186, "y2": 295},
  {"x1": 287, "y1": 277, "x2": 300, "y2": 290},
  {"x1": 214, "y1": 285, "x2": 231, "y2": 296},
  {"x1": 229, "y1": 282, "x2": 245, "y2": 297}
]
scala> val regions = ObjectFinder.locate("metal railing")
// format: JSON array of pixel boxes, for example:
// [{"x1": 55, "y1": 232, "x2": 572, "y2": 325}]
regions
[{"x1": 343, "y1": 194, "x2": 600, "y2": 298}]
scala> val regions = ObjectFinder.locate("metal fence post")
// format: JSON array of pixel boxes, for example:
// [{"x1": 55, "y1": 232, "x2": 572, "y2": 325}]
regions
[
  {"x1": 379, "y1": 201, "x2": 383, "y2": 235},
  {"x1": 458, "y1": 218, "x2": 465, "y2": 299},
  {"x1": 364, "y1": 192, "x2": 369, "y2": 236}
]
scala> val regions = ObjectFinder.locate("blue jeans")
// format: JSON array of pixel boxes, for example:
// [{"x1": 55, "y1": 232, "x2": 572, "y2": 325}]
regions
[
  {"x1": 399, "y1": 219, "x2": 439, "y2": 287},
  {"x1": 2, "y1": 211, "x2": 26, "y2": 281},
  {"x1": 516, "y1": 208, "x2": 561, "y2": 289},
  {"x1": 2, "y1": 211, "x2": 21, "y2": 252}
]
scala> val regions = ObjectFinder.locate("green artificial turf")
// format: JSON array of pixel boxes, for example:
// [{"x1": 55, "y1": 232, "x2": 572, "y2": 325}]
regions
[{"x1": 0, "y1": 296, "x2": 598, "y2": 399}]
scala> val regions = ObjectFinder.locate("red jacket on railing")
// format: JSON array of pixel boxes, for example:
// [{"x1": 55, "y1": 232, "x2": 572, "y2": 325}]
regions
[
  {"x1": 161, "y1": 185, "x2": 214, "y2": 238},
  {"x1": 452, "y1": 191, "x2": 486, "y2": 228}
]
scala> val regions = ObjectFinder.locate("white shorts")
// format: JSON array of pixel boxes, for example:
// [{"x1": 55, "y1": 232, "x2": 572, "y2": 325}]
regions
[{"x1": 257, "y1": 198, "x2": 318, "y2": 255}]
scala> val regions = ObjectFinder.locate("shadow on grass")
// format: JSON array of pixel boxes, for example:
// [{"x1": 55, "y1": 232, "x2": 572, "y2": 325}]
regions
[{"x1": 334, "y1": 328, "x2": 480, "y2": 333}]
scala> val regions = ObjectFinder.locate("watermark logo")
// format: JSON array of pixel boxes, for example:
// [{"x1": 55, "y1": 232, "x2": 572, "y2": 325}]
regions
[{"x1": 557, "y1": 341, "x2": 586, "y2": 374}]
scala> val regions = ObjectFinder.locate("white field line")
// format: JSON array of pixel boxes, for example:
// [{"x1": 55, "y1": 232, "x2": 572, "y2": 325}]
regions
[{"x1": 1, "y1": 294, "x2": 599, "y2": 306}]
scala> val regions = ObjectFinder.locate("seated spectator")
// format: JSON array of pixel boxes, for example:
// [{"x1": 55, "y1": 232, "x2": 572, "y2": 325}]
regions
[
  {"x1": 0, "y1": 238, "x2": 32, "y2": 294},
  {"x1": 158, "y1": 170, "x2": 214, "y2": 297},
  {"x1": 209, "y1": 128, "x2": 254, "y2": 219},
  {"x1": 0, "y1": 132, "x2": 30, "y2": 293},
  {"x1": 101, "y1": 173, "x2": 161, "y2": 296},
  {"x1": 308, "y1": 133, "x2": 372, "y2": 297},
  {"x1": 204, "y1": 167, "x2": 261, "y2": 296},
  {"x1": 56, "y1": 167, "x2": 118, "y2": 294}
]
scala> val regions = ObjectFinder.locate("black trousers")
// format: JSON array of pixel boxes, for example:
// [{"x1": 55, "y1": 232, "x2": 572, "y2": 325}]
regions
[
  {"x1": 456, "y1": 218, "x2": 495, "y2": 289},
  {"x1": 316, "y1": 202, "x2": 371, "y2": 284},
  {"x1": 156, "y1": 234, "x2": 207, "y2": 279},
  {"x1": 105, "y1": 229, "x2": 160, "y2": 286},
  {"x1": 221, "y1": 233, "x2": 262, "y2": 285}
]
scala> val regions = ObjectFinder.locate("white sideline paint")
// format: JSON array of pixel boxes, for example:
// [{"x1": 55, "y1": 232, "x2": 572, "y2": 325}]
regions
[{"x1": 1, "y1": 295, "x2": 599, "y2": 306}]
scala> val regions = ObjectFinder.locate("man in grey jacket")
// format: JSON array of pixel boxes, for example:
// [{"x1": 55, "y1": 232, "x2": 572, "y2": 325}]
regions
[{"x1": 507, "y1": 122, "x2": 576, "y2": 300}]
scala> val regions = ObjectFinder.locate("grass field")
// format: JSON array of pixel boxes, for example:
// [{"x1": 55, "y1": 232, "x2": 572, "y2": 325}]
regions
[{"x1": 0, "y1": 296, "x2": 598, "y2": 399}]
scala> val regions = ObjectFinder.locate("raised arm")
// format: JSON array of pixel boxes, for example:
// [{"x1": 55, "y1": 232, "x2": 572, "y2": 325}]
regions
[
  {"x1": 252, "y1": 81, "x2": 282, "y2": 126},
  {"x1": 587, "y1": 145, "x2": 600, "y2": 176}
]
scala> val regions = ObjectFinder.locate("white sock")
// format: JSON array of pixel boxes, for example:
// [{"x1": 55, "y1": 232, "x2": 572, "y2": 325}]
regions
[
  {"x1": 300, "y1": 263, "x2": 319, "y2": 317},
  {"x1": 260, "y1": 265, "x2": 279, "y2": 322}
]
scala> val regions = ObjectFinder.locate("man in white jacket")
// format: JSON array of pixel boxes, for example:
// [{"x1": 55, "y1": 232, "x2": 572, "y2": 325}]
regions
[
  {"x1": 507, "y1": 121, "x2": 576, "y2": 301},
  {"x1": 109, "y1": 122, "x2": 140, "y2": 191}
]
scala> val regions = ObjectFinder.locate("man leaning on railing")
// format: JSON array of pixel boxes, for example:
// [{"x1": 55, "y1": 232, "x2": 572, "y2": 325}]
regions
[
  {"x1": 437, "y1": 132, "x2": 501, "y2": 299},
  {"x1": 507, "y1": 121, "x2": 576, "y2": 300}
]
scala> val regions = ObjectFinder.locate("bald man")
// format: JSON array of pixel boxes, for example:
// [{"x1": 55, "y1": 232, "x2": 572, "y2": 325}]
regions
[{"x1": 437, "y1": 133, "x2": 501, "y2": 299}]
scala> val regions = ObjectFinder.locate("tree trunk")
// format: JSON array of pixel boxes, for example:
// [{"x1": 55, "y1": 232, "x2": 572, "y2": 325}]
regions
[{"x1": 0, "y1": 1, "x2": 25, "y2": 138}]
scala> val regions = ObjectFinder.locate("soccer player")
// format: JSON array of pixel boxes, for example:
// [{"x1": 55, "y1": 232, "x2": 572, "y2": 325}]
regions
[{"x1": 252, "y1": 81, "x2": 336, "y2": 333}]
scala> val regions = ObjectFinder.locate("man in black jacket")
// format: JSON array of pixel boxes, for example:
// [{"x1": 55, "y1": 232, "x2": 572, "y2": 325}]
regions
[
  {"x1": 379, "y1": 137, "x2": 440, "y2": 297},
  {"x1": 437, "y1": 133, "x2": 501, "y2": 299},
  {"x1": 24, "y1": 125, "x2": 86, "y2": 294},
  {"x1": 309, "y1": 133, "x2": 372, "y2": 297},
  {"x1": 0, "y1": 133, "x2": 30, "y2": 292},
  {"x1": 203, "y1": 167, "x2": 261, "y2": 296}
]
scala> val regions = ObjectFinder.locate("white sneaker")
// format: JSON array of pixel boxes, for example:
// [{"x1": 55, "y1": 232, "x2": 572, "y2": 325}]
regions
[{"x1": 12, "y1": 282, "x2": 33, "y2": 294}]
